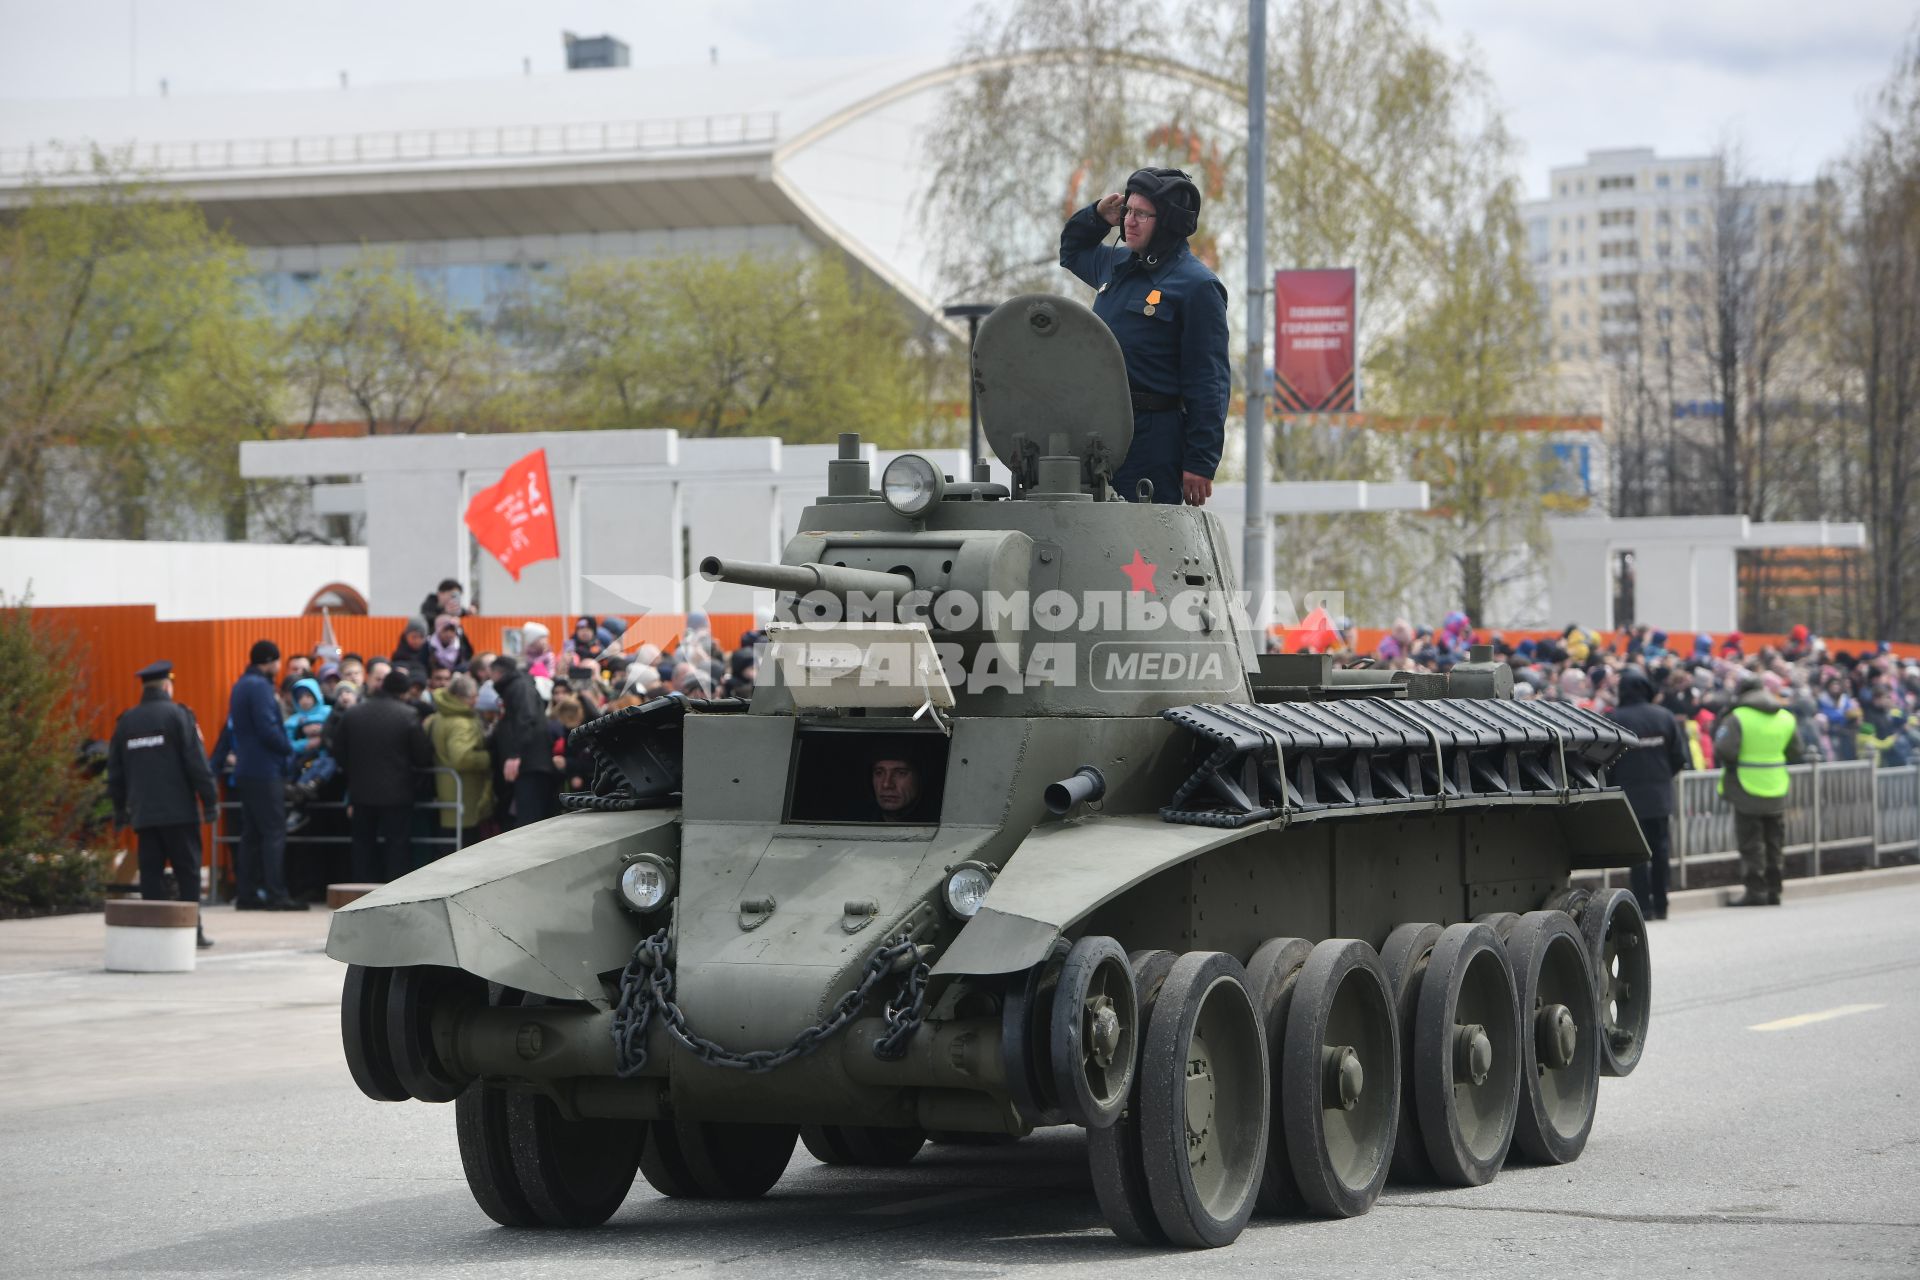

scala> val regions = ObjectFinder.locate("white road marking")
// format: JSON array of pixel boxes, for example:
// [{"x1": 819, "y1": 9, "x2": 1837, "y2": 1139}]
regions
[
  {"x1": 0, "y1": 947, "x2": 320, "y2": 983},
  {"x1": 1749, "y1": 1003, "x2": 1886, "y2": 1032},
  {"x1": 855, "y1": 1187, "x2": 1012, "y2": 1216}
]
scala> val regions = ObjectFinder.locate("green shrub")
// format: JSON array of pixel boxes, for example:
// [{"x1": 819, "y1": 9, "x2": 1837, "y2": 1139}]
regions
[
  {"x1": 0, "y1": 602, "x2": 111, "y2": 912},
  {"x1": 0, "y1": 843, "x2": 109, "y2": 914}
]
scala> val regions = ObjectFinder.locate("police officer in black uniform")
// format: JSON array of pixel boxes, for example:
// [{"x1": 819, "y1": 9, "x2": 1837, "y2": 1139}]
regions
[
  {"x1": 1060, "y1": 168, "x2": 1231, "y2": 506},
  {"x1": 107, "y1": 661, "x2": 218, "y2": 948}
]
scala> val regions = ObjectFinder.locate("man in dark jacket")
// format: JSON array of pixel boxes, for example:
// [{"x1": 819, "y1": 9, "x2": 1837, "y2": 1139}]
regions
[
  {"x1": 391, "y1": 617, "x2": 433, "y2": 684},
  {"x1": 333, "y1": 669, "x2": 435, "y2": 882},
  {"x1": 1606, "y1": 667, "x2": 1691, "y2": 920},
  {"x1": 219, "y1": 640, "x2": 305, "y2": 910},
  {"x1": 490, "y1": 656, "x2": 558, "y2": 828},
  {"x1": 109, "y1": 660, "x2": 219, "y2": 946}
]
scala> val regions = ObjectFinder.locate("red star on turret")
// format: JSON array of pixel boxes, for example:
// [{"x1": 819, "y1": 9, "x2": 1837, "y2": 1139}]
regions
[{"x1": 1121, "y1": 549, "x2": 1157, "y2": 593}]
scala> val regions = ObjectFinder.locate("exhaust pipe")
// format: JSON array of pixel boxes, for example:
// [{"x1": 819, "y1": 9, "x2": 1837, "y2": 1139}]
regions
[{"x1": 1044, "y1": 765, "x2": 1107, "y2": 815}]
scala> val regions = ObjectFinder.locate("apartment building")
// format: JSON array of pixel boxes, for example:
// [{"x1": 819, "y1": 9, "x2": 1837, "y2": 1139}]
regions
[{"x1": 1521, "y1": 148, "x2": 1819, "y2": 404}]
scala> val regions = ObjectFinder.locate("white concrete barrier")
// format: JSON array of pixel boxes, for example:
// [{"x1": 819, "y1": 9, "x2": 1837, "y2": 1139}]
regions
[{"x1": 103, "y1": 900, "x2": 198, "y2": 973}]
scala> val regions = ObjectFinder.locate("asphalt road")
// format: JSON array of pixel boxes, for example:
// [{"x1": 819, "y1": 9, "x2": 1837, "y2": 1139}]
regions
[{"x1": 2, "y1": 886, "x2": 1916, "y2": 1280}]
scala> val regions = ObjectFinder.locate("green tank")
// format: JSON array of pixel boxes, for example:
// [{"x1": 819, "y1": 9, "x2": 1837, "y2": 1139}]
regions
[{"x1": 329, "y1": 294, "x2": 1653, "y2": 1248}]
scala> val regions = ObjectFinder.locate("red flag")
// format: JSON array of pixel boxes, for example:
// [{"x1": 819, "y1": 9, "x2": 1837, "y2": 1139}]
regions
[
  {"x1": 464, "y1": 449, "x2": 559, "y2": 581},
  {"x1": 1283, "y1": 605, "x2": 1339, "y2": 653}
]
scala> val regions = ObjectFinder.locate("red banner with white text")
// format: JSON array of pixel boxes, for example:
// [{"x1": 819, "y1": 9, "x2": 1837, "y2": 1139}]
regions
[
  {"x1": 464, "y1": 448, "x2": 559, "y2": 581},
  {"x1": 1274, "y1": 268, "x2": 1357, "y2": 411}
]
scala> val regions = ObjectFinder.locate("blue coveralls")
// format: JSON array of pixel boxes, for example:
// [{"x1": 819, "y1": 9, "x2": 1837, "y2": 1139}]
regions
[{"x1": 1059, "y1": 203, "x2": 1231, "y2": 504}]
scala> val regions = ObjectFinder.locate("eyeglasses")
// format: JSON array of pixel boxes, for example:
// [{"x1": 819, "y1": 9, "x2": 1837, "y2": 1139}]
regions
[{"x1": 1122, "y1": 206, "x2": 1157, "y2": 223}]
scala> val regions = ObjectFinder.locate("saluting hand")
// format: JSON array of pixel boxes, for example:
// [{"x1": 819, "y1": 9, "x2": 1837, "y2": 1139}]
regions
[
  {"x1": 1096, "y1": 193, "x2": 1125, "y2": 226},
  {"x1": 1182, "y1": 471, "x2": 1213, "y2": 507}
]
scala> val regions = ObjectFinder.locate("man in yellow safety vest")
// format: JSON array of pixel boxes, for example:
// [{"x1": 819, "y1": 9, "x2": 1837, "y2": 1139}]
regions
[{"x1": 1713, "y1": 674, "x2": 1806, "y2": 906}]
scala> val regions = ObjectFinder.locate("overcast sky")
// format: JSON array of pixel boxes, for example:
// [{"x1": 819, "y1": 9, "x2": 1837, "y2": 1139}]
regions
[{"x1": 0, "y1": 0, "x2": 1909, "y2": 196}]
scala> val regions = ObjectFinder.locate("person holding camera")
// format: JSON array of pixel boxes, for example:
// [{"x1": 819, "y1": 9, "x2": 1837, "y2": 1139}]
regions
[
  {"x1": 1059, "y1": 167, "x2": 1230, "y2": 507},
  {"x1": 418, "y1": 577, "x2": 472, "y2": 625}
]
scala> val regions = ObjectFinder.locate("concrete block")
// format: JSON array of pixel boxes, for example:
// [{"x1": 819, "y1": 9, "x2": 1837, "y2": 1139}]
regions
[{"x1": 103, "y1": 899, "x2": 198, "y2": 973}]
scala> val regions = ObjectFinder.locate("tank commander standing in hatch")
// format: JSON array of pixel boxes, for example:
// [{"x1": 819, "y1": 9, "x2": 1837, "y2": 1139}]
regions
[
  {"x1": 1059, "y1": 168, "x2": 1230, "y2": 507},
  {"x1": 108, "y1": 661, "x2": 219, "y2": 948}
]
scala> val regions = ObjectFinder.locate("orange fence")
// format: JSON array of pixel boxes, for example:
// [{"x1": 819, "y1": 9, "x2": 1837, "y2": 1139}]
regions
[
  {"x1": 28, "y1": 605, "x2": 751, "y2": 887},
  {"x1": 32, "y1": 606, "x2": 754, "y2": 748},
  {"x1": 1331, "y1": 627, "x2": 1920, "y2": 662}
]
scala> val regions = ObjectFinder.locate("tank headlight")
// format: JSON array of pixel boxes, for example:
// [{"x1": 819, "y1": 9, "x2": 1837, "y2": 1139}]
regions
[
  {"x1": 883, "y1": 454, "x2": 945, "y2": 518},
  {"x1": 942, "y1": 862, "x2": 996, "y2": 919},
  {"x1": 618, "y1": 854, "x2": 675, "y2": 914}
]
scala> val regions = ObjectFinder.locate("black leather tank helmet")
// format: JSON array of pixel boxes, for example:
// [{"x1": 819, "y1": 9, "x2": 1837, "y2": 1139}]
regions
[{"x1": 1124, "y1": 167, "x2": 1202, "y2": 255}]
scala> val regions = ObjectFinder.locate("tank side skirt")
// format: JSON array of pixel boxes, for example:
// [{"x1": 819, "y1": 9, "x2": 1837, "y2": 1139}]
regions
[{"x1": 959, "y1": 796, "x2": 1642, "y2": 973}]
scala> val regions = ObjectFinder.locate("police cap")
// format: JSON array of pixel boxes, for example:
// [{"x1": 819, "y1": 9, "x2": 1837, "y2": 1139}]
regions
[{"x1": 137, "y1": 660, "x2": 174, "y2": 682}]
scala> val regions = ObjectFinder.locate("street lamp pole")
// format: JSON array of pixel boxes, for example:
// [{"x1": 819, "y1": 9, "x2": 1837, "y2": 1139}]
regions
[{"x1": 1244, "y1": 0, "x2": 1272, "y2": 638}]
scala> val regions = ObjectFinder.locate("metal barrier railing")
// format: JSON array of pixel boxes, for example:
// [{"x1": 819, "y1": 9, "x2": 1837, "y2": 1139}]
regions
[
  {"x1": 209, "y1": 767, "x2": 466, "y2": 904},
  {"x1": 1877, "y1": 765, "x2": 1920, "y2": 856},
  {"x1": 1658, "y1": 759, "x2": 1911, "y2": 888},
  {"x1": 0, "y1": 113, "x2": 781, "y2": 181}
]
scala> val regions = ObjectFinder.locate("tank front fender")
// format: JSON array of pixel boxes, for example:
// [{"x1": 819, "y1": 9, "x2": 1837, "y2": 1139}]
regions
[
  {"x1": 932, "y1": 815, "x2": 1264, "y2": 978},
  {"x1": 325, "y1": 809, "x2": 679, "y2": 1003}
]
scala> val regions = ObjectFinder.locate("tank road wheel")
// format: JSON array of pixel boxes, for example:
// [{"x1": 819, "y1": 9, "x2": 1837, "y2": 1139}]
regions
[
  {"x1": 637, "y1": 1118, "x2": 703, "y2": 1198},
  {"x1": 642, "y1": 1117, "x2": 798, "y2": 1199},
  {"x1": 1281, "y1": 940, "x2": 1399, "y2": 1218},
  {"x1": 1472, "y1": 912, "x2": 1522, "y2": 945},
  {"x1": 1379, "y1": 923, "x2": 1444, "y2": 1184},
  {"x1": 1050, "y1": 936, "x2": 1139, "y2": 1129},
  {"x1": 454, "y1": 987, "x2": 646, "y2": 1229},
  {"x1": 505, "y1": 1092, "x2": 647, "y2": 1226},
  {"x1": 341, "y1": 966, "x2": 409, "y2": 1102},
  {"x1": 1139, "y1": 952, "x2": 1269, "y2": 1248},
  {"x1": 1541, "y1": 886, "x2": 1592, "y2": 919},
  {"x1": 1582, "y1": 889, "x2": 1652, "y2": 1077},
  {"x1": 800, "y1": 1124, "x2": 927, "y2": 1167},
  {"x1": 384, "y1": 965, "x2": 478, "y2": 1103},
  {"x1": 455, "y1": 1085, "x2": 542, "y2": 1227},
  {"x1": 1507, "y1": 912, "x2": 1600, "y2": 1165},
  {"x1": 1413, "y1": 924, "x2": 1521, "y2": 1186},
  {"x1": 1001, "y1": 938, "x2": 1072, "y2": 1127},
  {"x1": 1244, "y1": 936, "x2": 1313, "y2": 1214},
  {"x1": 1087, "y1": 949, "x2": 1177, "y2": 1245},
  {"x1": 455, "y1": 987, "x2": 539, "y2": 1225}
]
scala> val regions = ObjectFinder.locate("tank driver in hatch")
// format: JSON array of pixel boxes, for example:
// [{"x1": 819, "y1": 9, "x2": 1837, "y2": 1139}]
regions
[
  {"x1": 866, "y1": 746, "x2": 933, "y2": 824},
  {"x1": 1059, "y1": 167, "x2": 1231, "y2": 507}
]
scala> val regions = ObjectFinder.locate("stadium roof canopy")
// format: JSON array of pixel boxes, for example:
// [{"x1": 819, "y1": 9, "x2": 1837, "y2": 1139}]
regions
[{"x1": 0, "y1": 54, "x2": 959, "y2": 322}]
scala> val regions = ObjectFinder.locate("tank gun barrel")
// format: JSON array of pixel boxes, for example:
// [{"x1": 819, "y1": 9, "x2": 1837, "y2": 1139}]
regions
[{"x1": 699, "y1": 556, "x2": 915, "y2": 599}]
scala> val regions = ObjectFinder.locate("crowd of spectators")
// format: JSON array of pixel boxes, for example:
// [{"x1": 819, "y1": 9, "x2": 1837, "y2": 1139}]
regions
[
  {"x1": 232, "y1": 578, "x2": 762, "y2": 893},
  {"x1": 226, "y1": 581, "x2": 1920, "y2": 896},
  {"x1": 1345, "y1": 615, "x2": 1920, "y2": 767}
]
